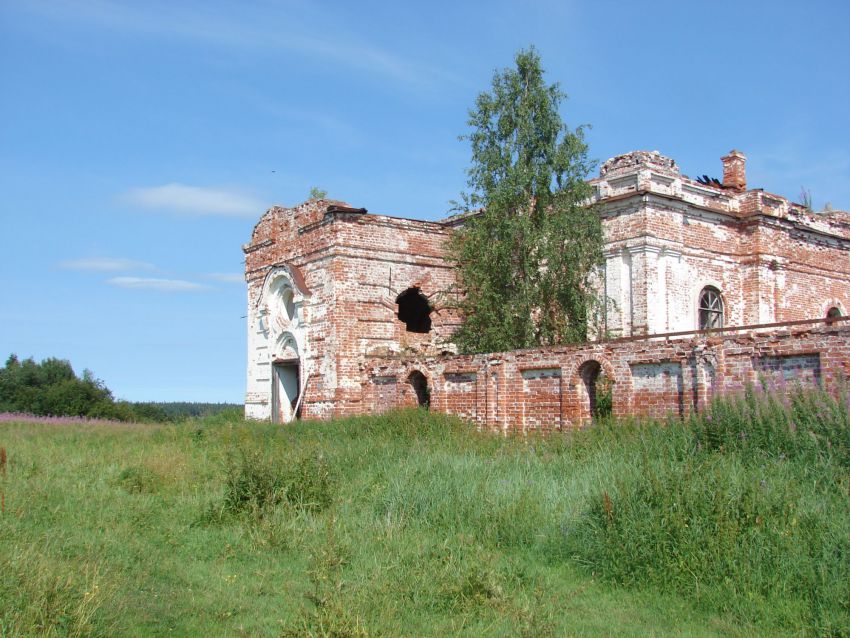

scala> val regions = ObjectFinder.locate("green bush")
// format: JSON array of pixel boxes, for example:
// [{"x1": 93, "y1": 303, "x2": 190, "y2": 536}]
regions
[
  {"x1": 222, "y1": 447, "x2": 284, "y2": 514},
  {"x1": 222, "y1": 446, "x2": 336, "y2": 516},
  {"x1": 288, "y1": 451, "x2": 335, "y2": 513}
]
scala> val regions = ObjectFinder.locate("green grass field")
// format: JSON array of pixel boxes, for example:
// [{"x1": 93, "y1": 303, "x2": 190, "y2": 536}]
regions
[{"x1": 1, "y1": 389, "x2": 848, "y2": 637}]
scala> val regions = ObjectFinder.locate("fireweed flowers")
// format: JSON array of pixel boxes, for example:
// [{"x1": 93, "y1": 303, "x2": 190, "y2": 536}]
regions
[{"x1": 0, "y1": 413, "x2": 133, "y2": 426}]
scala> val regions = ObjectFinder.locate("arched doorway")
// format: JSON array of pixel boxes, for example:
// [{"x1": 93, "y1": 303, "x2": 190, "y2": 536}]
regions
[
  {"x1": 271, "y1": 333, "x2": 301, "y2": 424},
  {"x1": 578, "y1": 360, "x2": 612, "y2": 422},
  {"x1": 407, "y1": 370, "x2": 430, "y2": 409}
]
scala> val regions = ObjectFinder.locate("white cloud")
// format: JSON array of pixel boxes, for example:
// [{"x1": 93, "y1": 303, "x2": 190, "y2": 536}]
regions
[
  {"x1": 59, "y1": 257, "x2": 155, "y2": 272},
  {"x1": 106, "y1": 277, "x2": 210, "y2": 292},
  {"x1": 124, "y1": 183, "x2": 263, "y2": 217},
  {"x1": 207, "y1": 273, "x2": 244, "y2": 283}
]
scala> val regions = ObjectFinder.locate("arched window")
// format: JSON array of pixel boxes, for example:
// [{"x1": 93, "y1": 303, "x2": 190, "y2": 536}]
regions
[
  {"x1": 698, "y1": 287, "x2": 724, "y2": 330},
  {"x1": 281, "y1": 287, "x2": 296, "y2": 322},
  {"x1": 396, "y1": 287, "x2": 432, "y2": 333},
  {"x1": 578, "y1": 360, "x2": 612, "y2": 421},
  {"x1": 407, "y1": 370, "x2": 430, "y2": 408},
  {"x1": 268, "y1": 276, "x2": 298, "y2": 324},
  {"x1": 826, "y1": 307, "x2": 842, "y2": 322}
]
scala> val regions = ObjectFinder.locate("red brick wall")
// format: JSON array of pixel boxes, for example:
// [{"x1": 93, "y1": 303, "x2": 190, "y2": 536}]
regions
[
  {"x1": 245, "y1": 154, "x2": 850, "y2": 422},
  {"x1": 245, "y1": 201, "x2": 460, "y2": 419},
  {"x1": 365, "y1": 322, "x2": 850, "y2": 431}
]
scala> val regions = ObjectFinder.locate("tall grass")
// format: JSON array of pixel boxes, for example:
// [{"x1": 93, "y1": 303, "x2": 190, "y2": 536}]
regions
[
  {"x1": 219, "y1": 445, "x2": 335, "y2": 516},
  {"x1": 569, "y1": 387, "x2": 850, "y2": 635},
  {"x1": 0, "y1": 545, "x2": 108, "y2": 636},
  {"x1": 692, "y1": 385, "x2": 850, "y2": 466},
  {"x1": 1, "y1": 391, "x2": 847, "y2": 636}
]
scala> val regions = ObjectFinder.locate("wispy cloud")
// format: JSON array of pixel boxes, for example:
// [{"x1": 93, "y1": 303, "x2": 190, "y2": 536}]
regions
[
  {"x1": 124, "y1": 183, "x2": 263, "y2": 217},
  {"x1": 106, "y1": 277, "x2": 210, "y2": 292},
  {"x1": 252, "y1": 98, "x2": 366, "y2": 146},
  {"x1": 59, "y1": 257, "x2": 156, "y2": 272},
  {"x1": 207, "y1": 273, "x2": 243, "y2": 284},
  {"x1": 18, "y1": 0, "x2": 463, "y2": 93}
]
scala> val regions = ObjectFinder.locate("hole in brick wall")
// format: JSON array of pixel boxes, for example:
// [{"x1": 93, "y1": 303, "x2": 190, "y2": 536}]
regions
[
  {"x1": 407, "y1": 370, "x2": 430, "y2": 409},
  {"x1": 579, "y1": 360, "x2": 612, "y2": 421},
  {"x1": 826, "y1": 306, "x2": 842, "y2": 322},
  {"x1": 396, "y1": 287, "x2": 432, "y2": 333}
]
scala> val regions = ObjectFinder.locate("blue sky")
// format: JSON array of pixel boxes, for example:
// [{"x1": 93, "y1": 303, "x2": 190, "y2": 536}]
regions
[{"x1": 2, "y1": 0, "x2": 849, "y2": 403}]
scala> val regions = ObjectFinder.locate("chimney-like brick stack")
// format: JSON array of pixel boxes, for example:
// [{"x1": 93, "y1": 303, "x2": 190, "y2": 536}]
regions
[{"x1": 721, "y1": 149, "x2": 747, "y2": 191}]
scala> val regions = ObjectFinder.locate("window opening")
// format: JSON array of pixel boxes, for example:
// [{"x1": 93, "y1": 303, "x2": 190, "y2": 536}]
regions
[
  {"x1": 407, "y1": 371, "x2": 430, "y2": 408},
  {"x1": 698, "y1": 287, "x2": 724, "y2": 330},
  {"x1": 396, "y1": 287, "x2": 432, "y2": 333},
  {"x1": 579, "y1": 361, "x2": 612, "y2": 422},
  {"x1": 282, "y1": 288, "x2": 296, "y2": 322},
  {"x1": 268, "y1": 277, "x2": 297, "y2": 324},
  {"x1": 826, "y1": 307, "x2": 842, "y2": 322}
]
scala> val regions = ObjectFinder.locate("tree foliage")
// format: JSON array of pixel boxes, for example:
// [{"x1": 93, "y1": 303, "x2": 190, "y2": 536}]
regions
[
  {"x1": 0, "y1": 354, "x2": 158, "y2": 421},
  {"x1": 132, "y1": 401, "x2": 242, "y2": 421},
  {"x1": 0, "y1": 354, "x2": 242, "y2": 422},
  {"x1": 309, "y1": 186, "x2": 328, "y2": 200},
  {"x1": 449, "y1": 48, "x2": 604, "y2": 353}
]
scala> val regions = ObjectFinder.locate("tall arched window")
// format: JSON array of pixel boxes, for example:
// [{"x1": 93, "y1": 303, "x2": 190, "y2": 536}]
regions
[{"x1": 698, "y1": 287, "x2": 724, "y2": 330}]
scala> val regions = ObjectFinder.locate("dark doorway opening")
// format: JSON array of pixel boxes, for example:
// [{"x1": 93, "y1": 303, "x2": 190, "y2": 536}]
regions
[
  {"x1": 396, "y1": 287, "x2": 432, "y2": 333},
  {"x1": 579, "y1": 360, "x2": 612, "y2": 422},
  {"x1": 408, "y1": 370, "x2": 430, "y2": 409}
]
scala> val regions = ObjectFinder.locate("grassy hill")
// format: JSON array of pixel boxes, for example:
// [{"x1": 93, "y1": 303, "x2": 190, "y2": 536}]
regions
[{"x1": 0, "y1": 390, "x2": 847, "y2": 636}]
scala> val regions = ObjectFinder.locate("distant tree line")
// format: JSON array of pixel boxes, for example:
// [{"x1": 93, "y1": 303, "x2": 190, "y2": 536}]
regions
[
  {"x1": 0, "y1": 354, "x2": 132, "y2": 420},
  {"x1": 0, "y1": 354, "x2": 241, "y2": 422},
  {"x1": 131, "y1": 401, "x2": 244, "y2": 421}
]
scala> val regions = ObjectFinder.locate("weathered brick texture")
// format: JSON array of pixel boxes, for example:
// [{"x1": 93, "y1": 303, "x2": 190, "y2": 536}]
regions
[
  {"x1": 366, "y1": 321, "x2": 850, "y2": 431},
  {"x1": 244, "y1": 150, "x2": 850, "y2": 425}
]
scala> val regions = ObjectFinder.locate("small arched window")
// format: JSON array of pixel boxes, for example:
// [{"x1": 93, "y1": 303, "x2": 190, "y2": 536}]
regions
[
  {"x1": 281, "y1": 287, "x2": 296, "y2": 322},
  {"x1": 826, "y1": 307, "x2": 842, "y2": 322},
  {"x1": 698, "y1": 287, "x2": 724, "y2": 330},
  {"x1": 407, "y1": 370, "x2": 430, "y2": 408}
]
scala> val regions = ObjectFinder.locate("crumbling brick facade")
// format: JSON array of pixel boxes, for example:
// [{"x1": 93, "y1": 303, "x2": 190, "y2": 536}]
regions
[
  {"x1": 244, "y1": 150, "x2": 850, "y2": 426},
  {"x1": 244, "y1": 202, "x2": 461, "y2": 421},
  {"x1": 364, "y1": 320, "x2": 850, "y2": 430},
  {"x1": 593, "y1": 150, "x2": 850, "y2": 336}
]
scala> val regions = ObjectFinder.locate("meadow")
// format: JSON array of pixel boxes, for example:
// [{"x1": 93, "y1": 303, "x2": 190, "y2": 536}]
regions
[{"x1": 0, "y1": 388, "x2": 847, "y2": 637}]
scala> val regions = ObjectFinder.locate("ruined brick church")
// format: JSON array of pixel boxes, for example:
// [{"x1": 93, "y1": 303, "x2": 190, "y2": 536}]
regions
[{"x1": 243, "y1": 150, "x2": 850, "y2": 429}]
